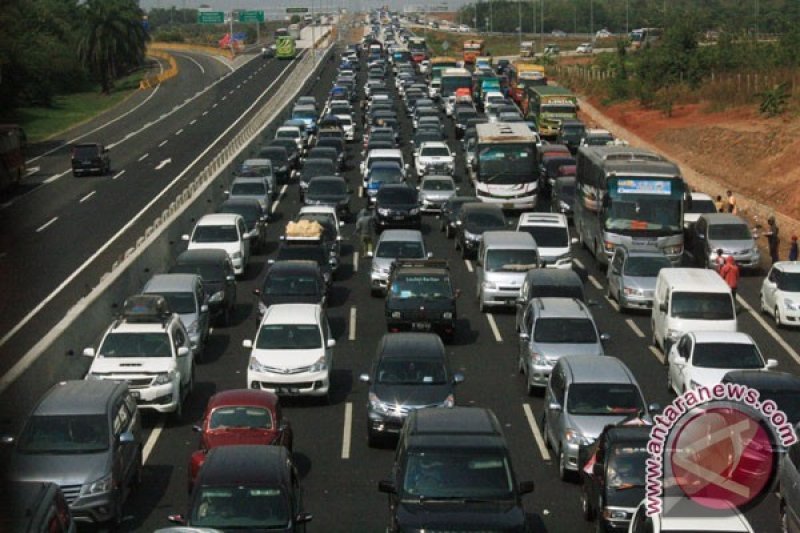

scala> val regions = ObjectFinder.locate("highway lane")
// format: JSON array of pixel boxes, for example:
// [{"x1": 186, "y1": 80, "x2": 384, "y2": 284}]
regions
[{"x1": 35, "y1": 34, "x2": 790, "y2": 532}]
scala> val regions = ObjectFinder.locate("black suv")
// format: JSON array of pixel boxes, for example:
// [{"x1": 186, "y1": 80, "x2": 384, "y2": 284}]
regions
[
  {"x1": 375, "y1": 184, "x2": 420, "y2": 232},
  {"x1": 71, "y1": 143, "x2": 110, "y2": 177},
  {"x1": 170, "y1": 249, "x2": 237, "y2": 326},
  {"x1": 378, "y1": 407, "x2": 534, "y2": 532},
  {"x1": 255, "y1": 260, "x2": 326, "y2": 318},
  {"x1": 385, "y1": 259, "x2": 458, "y2": 342}
]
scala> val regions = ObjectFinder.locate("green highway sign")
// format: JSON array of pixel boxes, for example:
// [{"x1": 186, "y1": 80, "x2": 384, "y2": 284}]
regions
[
  {"x1": 239, "y1": 10, "x2": 265, "y2": 23},
  {"x1": 286, "y1": 7, "x2": 309, "y2": 13},
  {"x1": 197, "y1": 11, "x2": 225, "y2": 24}
]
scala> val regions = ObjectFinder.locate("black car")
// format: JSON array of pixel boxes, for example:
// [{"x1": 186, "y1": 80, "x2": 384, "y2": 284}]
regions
[
  {"x1": 439, "y1": 196, "x2": 480, "y2": 239},
  {"x1": 314, "y1": 137, "x2": 346, "y2": 170},
  {"x1": 169, "y1": 445, "x2": 311, "y2": 532},
  {"x1": 170, "y1": 249, "x2": 237, "y2": 326},
  {"x1": 71, "y1": 143, "x2": 110, "y2": 177},
  {"x1": 378, "y1": 407, "x2": 534, "y2": 532},
  {"x1": 306, "y1": 146, "x2": 338, "y2": 168},
  {"x1": 298, "y1": 158, "x2": 338, "y2": 199},
  {"x1": 552, "y1": 176, "x2": 576, "y2": 218},
  {"x1": 269, "y1": 139, "x2": 300, "y2": 169},
  {"x1": 305, "y1": 176, "x2": 351, "y2": 219},
  {"x1": 454, "y1": 203, "x2": 507, "y2": 259},
  {"x1": 255, "y1": 260, "x2": 327, "y2": 318},
  {"x1": 496, "y1": 58, "x2": 510, "y2": 75},
  {"x1": 556, "y1": 118, "x2": 587, "y2": 154},
  {"x1": 274, "y1": 242, "x2": 333, "y2": 287},
  {"x1": 722, "y1": 370, "x2": 800, "y2": 424},
  {"x1": 374, "y1": 184, "x2": 421, "y2": 232},
  {"x1": 360, "y1": 333, "x2": 463, "y2": 446},
  {"x1": 217, "y1": 197, "x2": 269, "y2": 252},
  {"x1": 581, "y1": 425, "x2": 650, "y2": 532},
  {"x1": 412, "y1": 128, "x2": 445, "y2": 148},
  {"x1": 257, "y1": 146, "x2": 292, "y2": 184},
  {"x1": 385, "y1": 259, "x2": 458, "y2": 342},
  {"x1": 540, "y1": 153, "x2": 576, "y2": 195},
  {"x1": 454, "y1": 106, "x2": 480, "y2": 139}
]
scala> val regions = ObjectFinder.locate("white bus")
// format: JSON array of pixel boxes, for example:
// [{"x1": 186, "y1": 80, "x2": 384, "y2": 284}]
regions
[{"x1": 471, "y1": 123, "x2": 538, "y2": 210}]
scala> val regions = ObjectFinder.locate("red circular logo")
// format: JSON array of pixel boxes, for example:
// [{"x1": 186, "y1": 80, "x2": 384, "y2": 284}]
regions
[{"x1": 669, "y1": 406, "x2": 775, "y2": 509}]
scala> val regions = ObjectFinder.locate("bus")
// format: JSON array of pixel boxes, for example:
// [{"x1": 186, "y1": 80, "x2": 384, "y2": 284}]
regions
[
  {"x1": 525, "y1": 85, "x2": 577, "y2": 137},
  {"x1": 471, "y1": 123, "x2": 538, "y2": 210},
  {"x1": 630, "y1": 27, "x2": 662, "y2": 49},
  {"x1": 463, "y1": 39, "x2": 484, "y2": 64},
  {"x1": 430, "y1": 56, "x2": 459, "y2": 80},
  {"x1": 574, "y1": 146, "x2": 685, "y2": 266},
  {"x1": 275, "y1": 28, "x2": 289, "y2": 38},
  {"x1": 441, "y1": 67, "x2": 474, "y2": 115},
  {"x1": 508, "y1": 62, "x2": 546, "y2": 105},
  {"x1": 288, "y1": 24, "x2": 301, "y2": 39},
  {"x1": 408, "y1": 37, "x2": 427, "y2": 62},
  {"x1": 276, "y1": 36, "x2": 297, "y2": 59},
  {"x1": 0, "y1": 124, "x2": 26, "y2": 192}
]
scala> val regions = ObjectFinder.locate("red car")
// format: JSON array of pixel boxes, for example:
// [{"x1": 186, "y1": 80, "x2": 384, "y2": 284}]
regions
[{"x1": 189, "y1": 389, "x2": 292, "y2": 489}]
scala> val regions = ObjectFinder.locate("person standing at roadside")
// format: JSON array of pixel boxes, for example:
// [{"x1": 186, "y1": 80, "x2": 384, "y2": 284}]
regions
[
  {"x1": 764, "y1": 216, "x2": 780, "y2": 264},
  {"x1": 790, "y1": 235, "x2": 799, "y2": 262},
  {"x1": 726, "y1": 190, "x2": 737, "y2": 214},
  {"x1": 714, "y1": 195, "x2": 725, "y2": 213},
  {"x1": 720, "y1": 256, "x2": 740, "y2": 301},
  {"x1": 355, "y1": 207, "x2": 375, "y2": 256},
  {"x1": 713, "y1": 248, "x2": 725, "y2": 272}
]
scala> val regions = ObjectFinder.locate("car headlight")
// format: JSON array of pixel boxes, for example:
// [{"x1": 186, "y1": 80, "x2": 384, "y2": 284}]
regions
[
  {"x1": 209, "y1": 291, "x2": 224, "y2": 304},
  {"x1": 603, "y1": 508, "x2": 631, "y2": 520},
  {"x1": 377, "y1": 207, "x2": 390, "y2": 216},
  {"x1": 369, "y1": 392, "x2": 391, "y2": 414},
  {"x1": 310, "y1": 356, "x2": 327, "y2": 373},
  {"x1": 482, "y1": 280, "x2": 497, "y2": 290},
  {"x1": 231, "y1": 251, "x2": 242, "y2": 260},
  {"x1": 442, "y1": 311, "x2": 453, "y2": 319},
  {"x1": 623, "y1": 287, "x2": 644, "y2": 297},
  {"x1": 464, "y1": 230, "x2": 479, "y2": 241},
  {"x1": 409, "y1": 207, "x2": 420, "y2": 215},
  {"x1": 442, "y1": 394, "x2": 455, "y2": 408},
  {"x1": 249, "y1": 356, "x2": 268, "y2": 373},
  {"x1": 81, "y1": 473, "x2": 113, "y2": 496},
  {"x1": 531, "y1": 352, "x2": 551, "y2": 366},
  {"x1": 153, "y1": 371, "x2": 176, "y2": 386},
  {"x1": 391, "y1": 311, "x2": 402, "y2": 318},
  {"x1": 565, "y1": 429, "x2": 594, "y2": 446},
  {"x1": 85, "y1": 372, "x2": 104, "y2": 381},
  {"x1": 785, "y1": 299, "x2": 800, "y2": 311},
  {"x1": 663, "y1": 244, "x2": 683, "y2": 256}
]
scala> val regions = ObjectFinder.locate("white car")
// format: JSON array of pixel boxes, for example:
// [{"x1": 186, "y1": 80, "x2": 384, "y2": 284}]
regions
[
  {"x1": 274, "y1": 125, "x2": 305, "y2": 154},
  {"x1": 761, "y1": 262, "x2": 800, "y2": 326},
  {"x1": 596, "y1": 29, "x2": 612, "y2": 38},
  {"x1": 334, "y1": 114, "x2": 355, "y2": 141},
  {"x1": 576, "y1": 42, "x2": 593, "y2": 54},
  {"x1": 244, "y1": 303, "x2": 335, "y2": 398},
  {"x1": 483, "y1": 91, "x2": 506, "y2": 114},
  {"x1": 182, "y1": 213, "x2": 251, "y2": 276},
  {"x1": 414, "y1": 141, "x2": 454, "y2": 177},
  {"x1": 667, "y1": 331, "x2": 777, "y2": 395},
  {"x1": 516, "y1": 212, "x2": 574, "y2": 268},
  {"x1": 418, "y1": 60, "x2": 430, "y2": 74},
  {"x1": 458, "y1": 24, "x2": 471, "y2": 33},
  {"x1": 683, "y1": 191, "x2": 716, "y2": 231}
]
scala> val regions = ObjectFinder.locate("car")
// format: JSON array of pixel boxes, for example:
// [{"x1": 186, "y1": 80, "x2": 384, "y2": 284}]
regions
[
  {"x1": 182, "y1": 213, "x2": 252, "y2": 277},
  {"x1": 170, "y1": 249, "x2": 237, "y2": 327},
  {"x1": 596, "y1": 28, "x2": 612, "y2": 38},
  {"x1": 217, "y1": 197, "x2": 269, "y2": 253},
  {"x1": 232, "y1": 159, "x2": 276, "y2": 204},
  {"x1": 360, "y1": 333, "x2": 463, "y2": 445},
  {"x1": 374, "y1": 184, "x2": 421, "y2": 232},
  {"x1": 298, "y1": 158, "x2": 338, "y2": 199},
  {"x1": 417, "y1": 175, "x2": 457, "y2": 213},
  {"x1": 188, "y1": 390, "x2": 292, "y2": 489},
  {"x1": 143, "y1": 273, "x2": 210, "y2": 360},
  {"x1": 370, "y1": 229, "x2": 430, "y2": 295},
  {"x1": 244, "y1": 303, "x2": 335, "y2": 399},
  {"x1": 458, "y1": 24, "x2": 471, "y2": 32},
  {"x1": 551, "y1": 176, "x2": 576, "y2": 218},
  {"x1": 365, "y1": 161, "x2": 405, "y2": 203},
  {"x1": 255, "y1": 260, "x2": 327, "y2": 318},
  {"x1": 439, "y1": 196, "x2": 480, "y2": 238},
  {"x1": 721, "y1": 369, "x2": 800, "y2": 425},
  {"x1": 628, "y1": 497, "x2": 754, "y2": 533},
  {"x1": 256, "y1": 146, "x2": 292, "y2": 184},
  {"x1": 71, "y1": 142, "x2": 110, "y2": 177},
  {"x1": 667, "y1": 331, "x2": 777, "y2": 395},
  {"x1": 476, "y1": 231, "x2": 540, "y2": 312},
  {"x1": 515, "y1": 269, "x2": 587, "y2": 330},
  {"x1": 683, "y1": 191, "x2": 717, "y2": 231},
  {"x1": 0, "y1": 481, "x2": 77, "y2": 533},
  {"x1": 556, "y1": 118, "x2": 587, "y2": 154},
  {"x1": 304, "y1": 176, "x2": 351, "y2": 220},
  {"x1": 296, "y1": 205, "x2": 343, "y2": 263},
  {"x1": 170, "y1": 445, "x2": 311, "y2": 531},
  {"x1": 760, "y1": 262, "x2": 800, "y2": 327},
  {"x1": 580, "y1": 128, "x2": 616, "y2": 147},
  {"x1": 607, "y1": 247, "x2": 673, "y2": 311},
  {"x1": 83, "y1": 294, "x2": 195, "y2": 418},
  {"x1": 518, "y1": 298, "x2": 608, "y2": 393},
  {"x1": 576, "y1": 42, "x2": 593, "y2": 54},
  {"x1": 516, "y1": 212, "x2": 574, "y2": 268},
  {"x1": 414, "y1": 141, "x2": 454, "y2": 177},
  {"x1": 689, "y1": 213, "x2": 760, "y2": 270},
  {"x1": 5, "y1": 380, "x2": 142, "y2": 526},
  {"x1": 454, "y1": 203, "x2": 508, "y2": 259},
  {"x1": 551, "y1": 29, "x2": 567, "y2": 37}
]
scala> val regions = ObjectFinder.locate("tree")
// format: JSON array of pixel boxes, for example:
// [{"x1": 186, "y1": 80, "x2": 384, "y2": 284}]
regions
[{"x1": 77, "y1": 0, "x2": 149, "y2": 94}]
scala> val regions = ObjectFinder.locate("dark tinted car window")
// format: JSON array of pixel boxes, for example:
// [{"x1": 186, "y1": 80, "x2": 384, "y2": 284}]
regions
[{"x1": 378, "y1": 187, "x2": 417, "y2": 205}]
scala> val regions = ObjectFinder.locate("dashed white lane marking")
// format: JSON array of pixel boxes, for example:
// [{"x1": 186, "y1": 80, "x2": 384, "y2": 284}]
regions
[
  {"x1": 175, "y1": 129, "x2": 184, "y2": 136},
  {"x1": 353, "y1": 251, "x2": 359, "y2": 273},
  {"x1": 189, "y1": 119, "x2": 197, "y2": 125},
  {"x1": 202, "y1": 111, "x2": 209, "y2": 116},
  {"x1": 212, "y1": 103, "x2": 218, "y2": 108},
  {"x1": 138, "y1": 153, "x2": 149, "y2": 162},
  {"x1": 522, "y1": 403, "x2": 551, "y2": 461},
  {"x1": 24, "y1": 166, "x2": 40, "y2": 177},
  {"x1": 605, "y1": 295, "x2": 619, "y2": 311},
  {"x1": 573, "y1": 258, "x2": 585, "y2": 269},
  {"x1": 36, "y1": 217, "x2": 58, "y2": 233},
  {"x1": 229, "y1": 89, "x2": 235, "y2": 95},
  {"x1": 486, "y1": 313, "x2": 503, "y2": 342},
  {"x1": 349, "y1": 307, "x2": 357, "y2": 341},
  {"x1": 142, "y1": 419, "x2": 165, "y2": 463},
  {"x1": 222, "y1": 96, "x2": 228, "y2": 101},
  {"x1": 737, "y1": 294, "x2": 800, "y2": 366},
  {"x1": 588, "y1": 274, "x2": 603, "y2": 290},
  {"x1": 271, "y1": 184, "x2": 288, "y2": 213},
  {"x1": 158, "y1": 140, "x2": 168, "y2": 147},
  {"x1": 112, "y1": 170, "x2": 125, "y2": 180},
  {"x1": 649, "y1": 346, "x2": 665, "y2": 364},
  {"x1": 79, "y1": 190, "x2": 96, "y2": 203},
  {"x1": 626, "y1": 318, "x2": 646, "y2": 338},
  {"x1": 341, "y1": 402, "x2": 353, "y2": 460},
  {"x1": 44, "y1": 170, "x2": 69, "y2": 184},
  {"x1": 236, "y1": 84, "x2": 241, "y2": 89},
  {"x1": 464, "y1": 259, "x2": 473, "y2": 273}
]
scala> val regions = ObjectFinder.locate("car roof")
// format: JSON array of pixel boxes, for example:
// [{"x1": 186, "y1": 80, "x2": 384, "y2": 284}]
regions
[
  {"x1": 378, "y1": 333, "x2": 444, "y2": 360},
  {"x1": 144, "y1": 273, "x2": 200, "y2": 293},
  {"x1": 722, "y1": 370, "x2": 800, "y2": 390},
  {"x1": 35, "y1": 380, "x2": 121, "y2": 416},
  {"x1": 196, "y1": 213, "x2": 241, "y2": 226},
  {"x1": 267, "y1": 260, "x2": 320, "y2": 275},
  {"x1": 603, "y1": 425, "x2": 652, "y2": 446},
  {"x1": 367, "y1": 148, "x2": 403, "y2": 157},
  {"x1": 461, "y1": 203, "x2": 504, "y2": 215},
  {"x1": 407, "y1": 407, "x2": 505, "y2": 449},
  {"x1": 197, "y1": 445, "x2": 289, "y2": 487},
  {"x1": 309, "y1": 175, "x2": 345, "y2": 184},
  {"x1": 658, "y1": 268, "x2": 731, "y2": 292},
  {"x1": 689, "y1": 191, "x2": 713, "y2": 201},
  {"x1": 524, "y1": 268, "x2": 583, "y2": 286},
  {"x1": 562, "y1": 355, "x2": 635, "y2": 384},
  {"x1": 773, "y1": 261, "x2": 800, "y2": 274},
  {"x1": 518, "y1": 212, "x2": 568, "y2": 227},
  {"x1": 482, "y1": 230, "x2": 535, "y2": 248},
  {"x1": 419, "y1": 141, "x2": 448, "y2": 150},
  {"x1": 207, "y1": 389, "x2": 278, "y2": 411},
  {"x1": 379, "y1": 229, "x2": 424, "y2": 242},
  {"x1": 262, "y1": 303, "x2": 322, "y2": 325},
  {"x1": 299, "y1": 205, "x2": 337, "y2": 216},
  {"x1": 701, "y1": 213, "x2": 748, "y2": 225},
  {"x1": 231, "y1": 176, "x2": 267, "y2": 185},
  {"x1": 689, "y1": 331, "x2": 755, "y2": 344},
  {"x1": 533, "y1": 297, "x2": 591, "y2": 318},
  {"x1": 176, "y1": 249, "x2": 229, "y2": 265}
]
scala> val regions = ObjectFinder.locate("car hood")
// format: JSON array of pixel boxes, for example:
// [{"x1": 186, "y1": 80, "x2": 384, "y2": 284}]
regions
[
  {"x1": 379, "y1": 202, "x2": 418, "y2": 212},
  {"x1": 396, "y1": 500, "x2": 526, "y2": 531},
  {"x1": 622, "y1": 276, "x2": 657, "y2": 292},
  {"x1": 373, "y1": 383, "x2": 452, "y2": 406},
  {"x1": 605, "y1": 486, "x2": 645, "y2": 509},
  {"x1": 534, "y1": 343, "x2": 603, "y2": 362},
  {"x1": 10, "y1": 449, "x2": 111, "y2": 488},
  {"x1": 537, "y1": 245, "x2": 570, "y2": 261},
  {"x1": 251, "y1": 348, "x2": 324, "y2": 368},
  {"x1": 89, "y1": 356, "x2": 176, "y2": 374},
  {"x1": 305, "y1": 193, "x2": 348, "y2": 205},
  {"x1": 420, "y1": 190, "x2": 456, "y2": 202},
  {"x1": 189, "y1": 242, "x2": 240, "y2": 256},
  {"x1": 690, "y1": 367, "x2": 754, "y2": 389},
  {"x1": 203, "y1": 428, "x2": 280, "y2": 450},
  {"x1": 708, "y1": 239, "x2": 755, "y2": 254},
  {"x1": 567, "y1": 413, "x2": 632, "y2": 440},
  {"x1": 263, "y1": 293, "x2": 323, "y2": 307}
]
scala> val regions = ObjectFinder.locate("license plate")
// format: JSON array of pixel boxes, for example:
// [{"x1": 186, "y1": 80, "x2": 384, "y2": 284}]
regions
[
  {"x1": 393, "y1": 215, "x2": 404, "y2": 220},
  {"x1": 412, "y1": 322, "x2": 431, "y2": 330},
  {"x1": 276, "y1": 387, "x2": 300, "y2": 394},
  {"x1": 131, "y1": 391, "x2": 140, "y2": 399},
  {"x1": 503, "y1": 203, "x2": 514, "y2": 209}
]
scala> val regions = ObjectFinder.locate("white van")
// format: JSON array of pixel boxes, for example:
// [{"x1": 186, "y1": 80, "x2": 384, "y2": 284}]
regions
[
  {"x1": 651, "y1": 268, "x2": 737, "y2": 353},
  {"x1": 477, "y1": 231, "x2": 539, "y2": 312}
]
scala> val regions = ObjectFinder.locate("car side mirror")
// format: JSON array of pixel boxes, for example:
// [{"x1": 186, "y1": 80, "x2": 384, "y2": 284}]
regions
[
  {"x1": 177, "y1": 346, "x2": 190, "y2": 357},
  {"x1": 339, "y1": 221, "x2": 345, "y2": 227},
  {"x1": 453, "y1": 372, "x2": 465, "y2": 384},
  {"x1": 1, "y1": 435, "x2": 15, "y2": 445},
  {"x1": 119, "y1": 431, "x2": 135, "y2": 444},
  {"x1": 592, "y1": 463, "x2": 603, "y2": 476},
  {"x1": 192, "y1": 424, "x2": 202, "y2": 433},
  {"x1": 548, "y1": 401, "x2": 562, "y2": 411},
  {"x1": 378, "y1": 480, "x2": 397, "y2": 494},
  {"x1": 359, "y1": 373, "x2": 370, "y2": 383},
  {"x1": 600, "y1": 333, "x2": 611, "y2": 342},
  {"x1": 519, "y1": 332, "x2": 530, "y2": 342},
  {"x1": 426, "y1": 252, "x2": 433, "y2": 259},
  {"x1": 82, "y1": 347, "x2": 96, "y2": 358},
  {"x1": 296, "y1": 512, "x2": 313, "y2": 524},
  {"x1": 327, "y1": 339, "x2": 337, "y2": 348},
  {"x1": 767, "y1": 358, "x2": 779, "y2": 369},
  {"x1": 648, "y1": 402, "x2": 663, "y2": 415},
  {"x1": 518, "y1": 480, "x2": 535, "y2": 495},
  {"x1": 168, "y1": 514, "x2": 186, "y2": 525},
  {"x1": 200, "y1": 304, "x2": 209, "y2": 313},
  {"x1": 181, "y1": 234, "x2": 190, "y2": 241},
  {"x1": 242, "y1": 339, "x2": 253, "y2": 349}
]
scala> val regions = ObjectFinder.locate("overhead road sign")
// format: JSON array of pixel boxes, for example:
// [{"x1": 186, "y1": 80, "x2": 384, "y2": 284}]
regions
[
  {"x1": 197, "y1": 11, "x2": 225, "y2": 24},
  {"x1": 286, "y1": 7, "x2": 310, "y2": 13},
  {"x1": 239, "y1": 10, "x2": 265, "y2": 23}
]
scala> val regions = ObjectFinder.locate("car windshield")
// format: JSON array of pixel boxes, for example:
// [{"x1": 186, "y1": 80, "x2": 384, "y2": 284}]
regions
[
  {"x1": 219, "y1": 204, "x2": 261, "y2": 227},
  {"x1": 231, "y1": 182, "x2": 266, "y2": 196},
  {"x1": 585, "y1": 135, "x2": 614, "y2": 146},
  {"x1": 520, "y1": 226, "x2": 568, "y2": 248},
  {"x1": 191, "y1": 486, "x2": 289, "y2": 529},
  {"x1": 402, "y1": 451, "x2": 513, "y2": 499},
  {"x1": 777, "y1": 272, "x2": 800, "y2": 292},
  {"x1": 172, "y1": 263, "x2": 225, "y2": 282},
  {"x1": 534, "y1": 318, "x2": 597, "y2": 343},
  {"x1": 464, "y1": 212, "x2": 505, "y2": 230},
  {"x1": 304, "y1": 161, "x2": 335, "y2": 177},
  {"x1": 390, "y1": 275, "x2": 453, "y2": 300},
  {"x1": 193, "y1": 225, "x2": 238, "y2": 243},
  {"x1": 17, "y1": 415, "x2": 109, "y2": 454},
  {"x1": 256, "y1": 324, "x2": 322, "y2": 350},
  {"x1": 670, "y1": 292, "x2": 734, "y2": 320},
  {"x1": 293, "y1": 109, "x2": 317, "y2": 119},
  {"x1": 754, "y1": 389, "x2": 800, "y2": 424},
  {"x1": 377, "y1": 357, "x2": 447, "y2": 384},
  {"x1": 545, "y1": 158, "x2": 576, "y2": 176},
  {"x1": 606, "y1": 445, "x2": 648, "y2": 488},
  {"x1": 378, "y1": 188, "x2": 416, "y2": 205},
  {"x1": 567, "y1": 384, "x2": 643, "y2": 416},
  {"x1": 692, "y1": 342, "x2": 764, "y2": 369},
  {"x1": 73, "y1": 146, "x2": 100, "y2": 158},
  {"x1": 370, "y1": 167, "x2": 402, "y2": 183},
  {"x1": 310, "y1": 180, "x2": 346, "y2": 195},
  {"x1": 709, "y1": 223, "x2": 752, "y2": 240},
  {"x1": 376, "y1": 241, "x2": 424, "y2": 259},
  {"x1": 688, "y1": 199, "x2": 717, "y2": 214},
  {"x1": 277, "y1": 130, "x2": 298, "y2": 139},
  {"x1": 209, "y1": 406, "x2": 273, "y2": 430},
  {"x1": 485, "y1": 249, "x2": 538, "y2": 272},
  {"x1": 421, "y1": 147, "x2": 450, "y2": 157},
  {"x1": 422, "y1": 180, "x2": 454, "y2": 191},
  {"x1": 265, "y1": 275, "x2": 319, "y2": 296},
  {"x1": 99, "y1": 332, "x2": 172, "y2": 358},
  {"x1": 155, "y1": 292, "x2": 196, "y2": 314},
  {"x1": 624, "y1": 256, "x2": 671, "y2": 277}
]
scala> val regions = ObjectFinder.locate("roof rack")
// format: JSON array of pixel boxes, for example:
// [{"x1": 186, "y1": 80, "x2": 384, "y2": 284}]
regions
[
  {"x1": 391, "y1": 259, "x2": 450, "y2": 271},
  {"x1": 120, "y1": 295, "x2": 172, "y2": 326}
]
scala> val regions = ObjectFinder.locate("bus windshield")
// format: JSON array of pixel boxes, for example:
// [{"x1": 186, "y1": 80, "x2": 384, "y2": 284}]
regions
[
  {"x1": 477, "y1": 143, "x2": 535, "y2": 183},
  {"x1": 606, "y1": 177, "x2": 683, "y2": 234}
]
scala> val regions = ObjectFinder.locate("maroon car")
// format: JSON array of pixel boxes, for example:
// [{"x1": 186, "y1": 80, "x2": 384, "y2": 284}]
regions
[{"x1": 189, "y1": 389, "x2": 292, "y2": 489}]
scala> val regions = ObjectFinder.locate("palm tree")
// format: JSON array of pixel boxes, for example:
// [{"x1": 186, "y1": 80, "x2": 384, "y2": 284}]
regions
[{"x1": 77, "y1": 0, "x2": 149, "y2": 94}]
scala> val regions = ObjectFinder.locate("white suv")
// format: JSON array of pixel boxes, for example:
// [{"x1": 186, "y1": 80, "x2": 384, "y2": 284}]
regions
[
  {"x1": 516, "y1": 213, "x2": 574, "y2": 268},
  {"x1": 83, "y1": 295, "x2": 194, "y2": 419},
  {"x1": 244, "y1": 303, "x2": 335, "y2": 399},
  {"x1": 414, "y1": 141, "x2": 454, "y2": 177},
  {"x1": 182, "y1": 213, "x2": 251, "y2": 276}
]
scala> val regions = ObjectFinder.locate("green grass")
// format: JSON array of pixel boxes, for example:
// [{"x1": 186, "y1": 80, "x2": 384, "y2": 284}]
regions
[
  {"x1": 17, "y1": 69, "x2": 147, "y2": 143},
  {"x1": 421, "y1": 29, "x2": 615, "y2": 58}
]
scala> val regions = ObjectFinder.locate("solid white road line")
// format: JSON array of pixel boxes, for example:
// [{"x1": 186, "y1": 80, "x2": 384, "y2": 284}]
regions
[
  {"x1": 158, "y1": 140, "x2": 168, "y2": 148},
  {"x1": 36, "y1": 217, "x2": 58, "y2": 233},
  {"x1": 112, "y1": 170, "x2": 125, "y2": 180},
  {"x1": 173, "y1": 53, "x2": 205, "y2": 74},
  {"x1": 649, "y1": 346, "x2": 665, "y2": 364},
  {"x1": 573, "y1": 258, "x2": 585, "y2": 269},
  {"x1": 626, "y1": 318, "x2": 646, "y2": 338},
  {"x1": 138, "y1": 153, "x2": 149, "y2": 162},
  {"x1": 486, "y1": 313, "x2": 503, "y2": 342},
  {"x1": 349, "y1": 307, "x2": 357, "y2": 341},
  {"x1": 605, "y1": 295, "x2": 619, "y2": 311},
  {"x1": 738, "y1": 294, "x2": 800, "y2": 366},
  {"x1": 341, "y1": 402, "x2": 353, "y2": 460},
  {"x1": 464, "y1": 259, "x2": 473, "y2": 273},
  {"x1": 588, "y1": 274, "x2": 603, "y2": 290},
  {"x1": 522, "y1": 403, "x2": 551, "y2": 461},
  {"x1": 142, "y1": 418, "x2": 165, "y2": 463},
  {"x1": 79, "y1": 191, "x2": 96, "y2": 203},
  {"x1": 353, "y1": 251, "x2": 359, "y2": 273}
]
